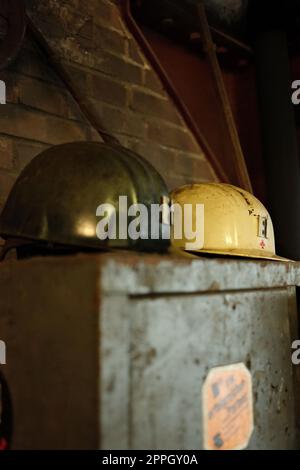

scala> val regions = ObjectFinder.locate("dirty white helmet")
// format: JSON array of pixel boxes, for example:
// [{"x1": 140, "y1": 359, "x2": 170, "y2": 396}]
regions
[{"x1": 170, "y1": 183, "x2": 290, "y2": 261}]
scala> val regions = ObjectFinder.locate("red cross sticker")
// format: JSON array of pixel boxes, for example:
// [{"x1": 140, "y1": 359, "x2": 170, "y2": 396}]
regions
[{"x1": 260, "y1": 240, "x2": 266, "y2": 249}]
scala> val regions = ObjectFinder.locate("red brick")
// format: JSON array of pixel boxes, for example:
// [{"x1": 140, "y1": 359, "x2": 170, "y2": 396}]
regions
[
  {"x1": 33, "y1": 16, "x2": 66, "y2": 40},
  {"x1": 146, "y1": 120, "x2": 199, "y2": 153},
  {"x1": 14, "y1": 139, "x2": 49, "y2": 172},
  {"x1": 76, "y1": 19, "x2": 96, "y2": 52},
  {"x1": 0, "y1": 105, "x2": 87, "y2": 145},
  {"x1": 0, "y1": 137, "x2": 14, "y2": 170},
  {"x1": 133, "y1": 142, "x2": 216, "y2": 183},
  {"x1": 62, "y1": 63, "x2": 88, "y2": 90},
  {"x1": 131, "y1": 140, "x2": 175, "y2": 175},
  {"x1": 44, "y1": 113, "x2": 89, "y2": 144},
  {"x1": 113, "y1": 133, "x2": 132, "y2": 149},
  {"x1": 11, "y1": 44, "x2": 62, "y2": 87},
  {"x1": 126, "y1": 138, "x2": 216, "y2": 188},
  {"x1": 88, "y1": 73, "x2": 127, "y2": 106},
  {"x1": 143, "y1": 70, "x2": 164, "y2": 94},
  {"x1": 62, "y1": 93, "x2": 87, "y2": 121},
  {"x1": 165, "y1": 174, "x2": 190, "y2": 191},
  {"x1": 85, "y1": 0, "x2": 123, "y2": 31},
  {"x1": 98, "y1": 53, "x2": 142, "y2": 85},
  {"x1": 94, "y1": 24, "x2": 126, "y2": 55},
  {"x1": 88, "y1": 102, "x2": 146, "y2": 138},
  {"x1": 18, "y1": 77, "x2": 70, "y2": 118},
  {"x1": 172, "y1": 154, "x2": 217, "y2": 181},
  {"x1": 126, "y1": 140, "x2": 193, "y2": 189},
  {"x1": 45, "y1": 61, "x2": 89, "y2": 121},
  {"x1": 131, "y1": 89, "x2": 182, "y2": 125},
  {"x1": 128, "y1": 39, "x2": 146, "y2": 66},
  {"x1": 0, "y1": 105, "x2": 48, "y2": 142},
  {"x1": 77, "y1": 18, "x2": 94, "y2": 40},
  {"x1": 28, "y1": 0, "x2": 79, "y2": 40},
  {"x1": 6, "y1": 0, "x2": 217, "y2": 191}
]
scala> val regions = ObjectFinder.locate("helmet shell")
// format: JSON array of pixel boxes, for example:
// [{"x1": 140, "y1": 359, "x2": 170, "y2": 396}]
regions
[
  {"x1": 0, "y1": 142, "x2": 170, "y2": 252},
  {"x1": 170, "y1": 183, "x2": 289, "y2": 261}
]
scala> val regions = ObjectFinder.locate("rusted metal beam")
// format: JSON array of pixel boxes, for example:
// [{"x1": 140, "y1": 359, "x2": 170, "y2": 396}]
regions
[
  {"x1": 122, "y1": 0, "x2": 230, "y2": 183},
  {"x1": 197, "y1": 1, "x2": 253, "y2": 192}
]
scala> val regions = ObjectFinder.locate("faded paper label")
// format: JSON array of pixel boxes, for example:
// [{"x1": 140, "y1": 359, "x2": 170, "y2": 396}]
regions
[{"x1": 202, "y1": 363, "x2": 253, "y2": 450}]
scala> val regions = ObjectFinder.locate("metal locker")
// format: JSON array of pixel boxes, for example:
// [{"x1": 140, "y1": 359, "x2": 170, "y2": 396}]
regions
[{"x1": 0, "y1": 253, "x2": 299, "y2": 449}]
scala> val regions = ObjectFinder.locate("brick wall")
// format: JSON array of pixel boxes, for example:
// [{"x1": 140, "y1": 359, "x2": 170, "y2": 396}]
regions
[{"x1": 0, "y1": 0, "x2": 217, "y2": 222}]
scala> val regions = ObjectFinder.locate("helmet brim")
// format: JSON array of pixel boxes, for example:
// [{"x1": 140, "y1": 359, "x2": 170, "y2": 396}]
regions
[
  {"x1": 168, "y1": 246, "x2": 200, "y2": 259},
  {"x1": 185, "y1": 248, "x2": 292, "y2": 262}
]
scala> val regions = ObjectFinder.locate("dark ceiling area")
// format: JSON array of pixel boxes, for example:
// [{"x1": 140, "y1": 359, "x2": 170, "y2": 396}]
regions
[{"x1": 131, "y1": 0, "x2": 300, "y2": 57}]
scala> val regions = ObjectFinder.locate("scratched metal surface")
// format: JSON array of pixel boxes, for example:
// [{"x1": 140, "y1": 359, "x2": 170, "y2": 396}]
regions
[
  {"x1": 127, "y1": 288, "x2": 299, "y2": 449},
  {"x1": 101, "y1": 255, "x2": 298, "y2": 294},
  {"x1": 0, "y1": 254, "x2": 299, "y2": 449}
]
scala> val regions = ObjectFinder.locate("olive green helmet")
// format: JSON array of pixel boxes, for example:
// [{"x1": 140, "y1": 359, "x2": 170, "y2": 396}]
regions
[{"x1": 0, "y1": 142, "x2": 170, "y2": 258}]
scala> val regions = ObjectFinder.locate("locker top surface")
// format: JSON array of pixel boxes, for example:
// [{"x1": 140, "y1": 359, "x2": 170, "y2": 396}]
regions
[{"x1": 0, "y1": 252, "x2": 299, "y2": 295}]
